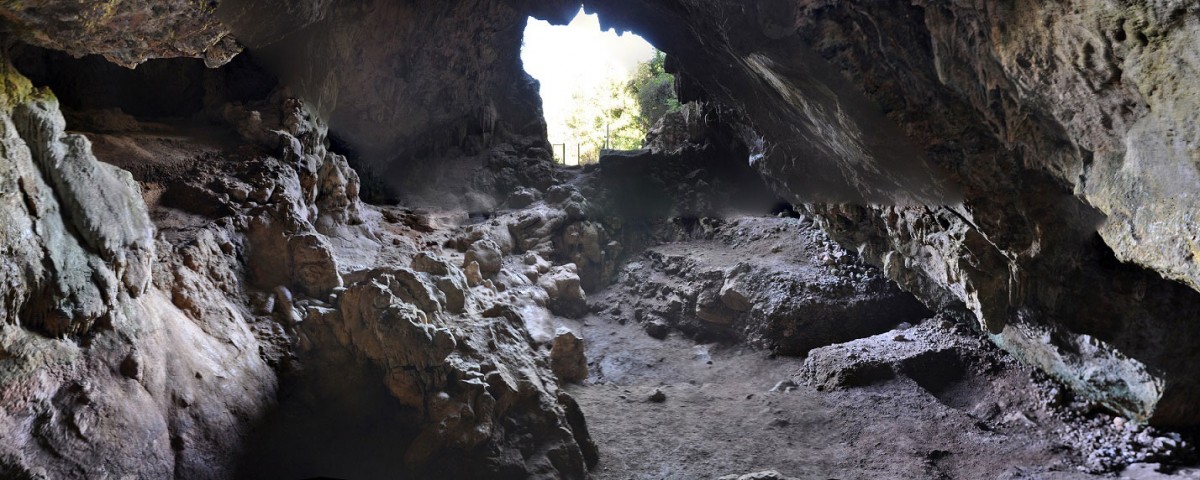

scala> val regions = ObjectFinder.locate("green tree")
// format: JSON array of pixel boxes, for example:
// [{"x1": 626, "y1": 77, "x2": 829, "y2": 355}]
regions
[
  {"x1": 558, "y1": 50, "x2": 679, "y2": 164},
  {"x1": 627, "y1": 50, "x2": 680, "y2": 132},
  {"x1": 565, "y1": 77, "x2": 645, "y2": 163}
]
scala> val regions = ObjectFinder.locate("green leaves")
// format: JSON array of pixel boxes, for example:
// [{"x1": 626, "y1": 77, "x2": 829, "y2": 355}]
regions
[
  {"x1": 627, "y1": 50, "x2": 681, "y2": 132},
  {"x1": 556, "y1": 49, "x2": 679, "y2": 163}
]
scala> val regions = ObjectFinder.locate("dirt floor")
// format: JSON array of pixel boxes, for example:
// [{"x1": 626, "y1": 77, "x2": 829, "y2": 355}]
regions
[
  {"x1": 572, "y1": 301, "x2": 1069, "y2": 479},
  {"x1": 567, "y1": 216, "x2": 1200, "y2": 480}
]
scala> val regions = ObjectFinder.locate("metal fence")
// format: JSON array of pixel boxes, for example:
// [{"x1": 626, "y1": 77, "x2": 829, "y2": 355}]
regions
[{"x1": 549, "y1": 143, "x2": 606, "y2": 166}]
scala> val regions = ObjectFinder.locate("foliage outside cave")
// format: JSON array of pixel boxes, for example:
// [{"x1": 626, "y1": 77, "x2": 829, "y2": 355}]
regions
[{"x1": 558, "y1": 50, "x2": 679, "y2": 164}]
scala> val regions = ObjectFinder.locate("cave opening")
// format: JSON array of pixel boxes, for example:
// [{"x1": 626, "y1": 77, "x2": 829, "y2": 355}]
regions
[{"x1": 521, "y1": 7, "x2": 675, "y2": 166}]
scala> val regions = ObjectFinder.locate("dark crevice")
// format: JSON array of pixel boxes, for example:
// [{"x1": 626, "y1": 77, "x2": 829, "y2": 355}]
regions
[
  {"x1": 329, "y1": 132, "x2": 397, "y2": 205},
  {"x1": 11, "y1": 43, "x2": 277, "y2": 121}
]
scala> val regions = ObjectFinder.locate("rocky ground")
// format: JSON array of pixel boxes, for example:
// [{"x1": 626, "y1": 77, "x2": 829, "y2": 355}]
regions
[{"x1": 567, "y1": 215, "x2": 1200, "y2": 480}]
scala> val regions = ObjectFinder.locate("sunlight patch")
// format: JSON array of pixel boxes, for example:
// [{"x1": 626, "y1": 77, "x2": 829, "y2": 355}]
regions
[{"x1": 522, "y1": 8, "x2": 661, "y2": 165}]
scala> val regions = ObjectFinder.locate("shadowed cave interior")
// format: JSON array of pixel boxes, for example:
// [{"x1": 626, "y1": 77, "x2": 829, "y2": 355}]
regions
[{"x1": 2, "y1": 1, "x2": 1200, "y2": 480}]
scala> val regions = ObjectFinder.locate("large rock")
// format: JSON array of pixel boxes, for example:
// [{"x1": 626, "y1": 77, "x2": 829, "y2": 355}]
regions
[
  {"x1": 464, "y1": 239, "x2": 503, "y2": 277},
  {"x1": 798, "y1": 320, "x2": 979, "y2": 392},
  {"x1": 0, "y1": 69, "x2": 153, "y2": 337},
  {"x1": 550, "y1": 327, "x2": 588, "y2": 384},
  {"x1": 0, "y1": 61, "x2": 277, "y2": 479},
  {"x1": 288, "y1": 233, "x2": 343, "y2": 298},
  {"x1": 614, "y1": 217, "x2": 930, "y2": 354},
  {"x1": 538, "y1": 264, "x2": 588, "y2": 319},
  {"x1": 283, "y1": 255, "x2": 592, "y2": 478},
  {"x1": 0, "y1": 0, "x2": 239, "y2": 67}
]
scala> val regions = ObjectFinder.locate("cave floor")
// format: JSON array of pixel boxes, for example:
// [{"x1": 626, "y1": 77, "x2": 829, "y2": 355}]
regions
[
  {"x1": 569, "y1": 259, "x2": 1198, "y2": 480},
  {"x1": 571, "y1": 299, "x2": 1064, "y2": 479}
]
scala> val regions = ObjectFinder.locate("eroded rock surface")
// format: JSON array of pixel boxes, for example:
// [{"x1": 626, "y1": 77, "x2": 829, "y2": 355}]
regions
[
  {"x1": 0, "y1": 53, "x2": 600, "y2": 478},
  {"x1": 608, "y1": 216, "x2": 929, "y2": 354},
  {"x1": 579, "y1": 0, "x2": 1200, "y2": 426},
  {"x1": 0, "y1": 1, "x2": 238, "y2": 67},
  {"x1": 215, "y1": 0, "x2": 577, "y2": 211},
  {"x1": 201, "y1": 94, "x2": 599, "y2": 479},
  {"x1": 0, "y1": 57, "x2": 275, "y2": 480}
]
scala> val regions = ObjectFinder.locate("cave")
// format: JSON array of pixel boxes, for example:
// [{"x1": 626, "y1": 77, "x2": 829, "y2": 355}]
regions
[{"x1": 1, "y1": 1, "x2": 1200, "y2": 479}]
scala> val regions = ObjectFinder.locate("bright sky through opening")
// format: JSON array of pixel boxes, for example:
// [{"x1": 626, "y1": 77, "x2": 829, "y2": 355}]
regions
[{"x1": 521, "y1": 8, "x2": 657, "y2": 147}]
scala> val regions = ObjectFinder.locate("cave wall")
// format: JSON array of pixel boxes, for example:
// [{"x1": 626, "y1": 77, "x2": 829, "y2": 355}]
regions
[
  {"x1": 0, "y1": 52, "x2": 598, "y2": 478},
  {"x1": 0, "y1": 1, "x2": 610, "y2": 472},
  {"x1": 8, "y1": 45, "x2": 278, "y2": 120},
  {"x1": 2, "y1": 0, "x2": 1200, "y2": 436},
  {"x1": 216, "y1": 0, "x2": 572, "y2": 175},
  {"x1": 0, "y1": 57, "x2": 278, "y2": 479},
  {"x1": 1, "y1": 0, "x2": 575, "y2": 207},
  {"x1": 577, "y1": 0, "x2": 1200, "y2": 426}
]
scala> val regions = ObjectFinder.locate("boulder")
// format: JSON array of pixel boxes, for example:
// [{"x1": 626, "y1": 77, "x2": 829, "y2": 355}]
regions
[
  {"x1": 538, "y1": 264, "x2": 588, "y2": 318},
  {"x1": 464, "y1": 239, "x2": 503, "y2": 277},
  {"x1": 550, "y1": 328, "x2": 588, "y2": 383},
  {"x1": 288, "y1": 233, "x2": 342, "y2": 298}
]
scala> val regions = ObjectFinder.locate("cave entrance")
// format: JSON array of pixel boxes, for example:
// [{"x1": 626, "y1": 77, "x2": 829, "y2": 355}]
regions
[{"x1": 522, "y1": 8, "x2": 677, "y2": 166}]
